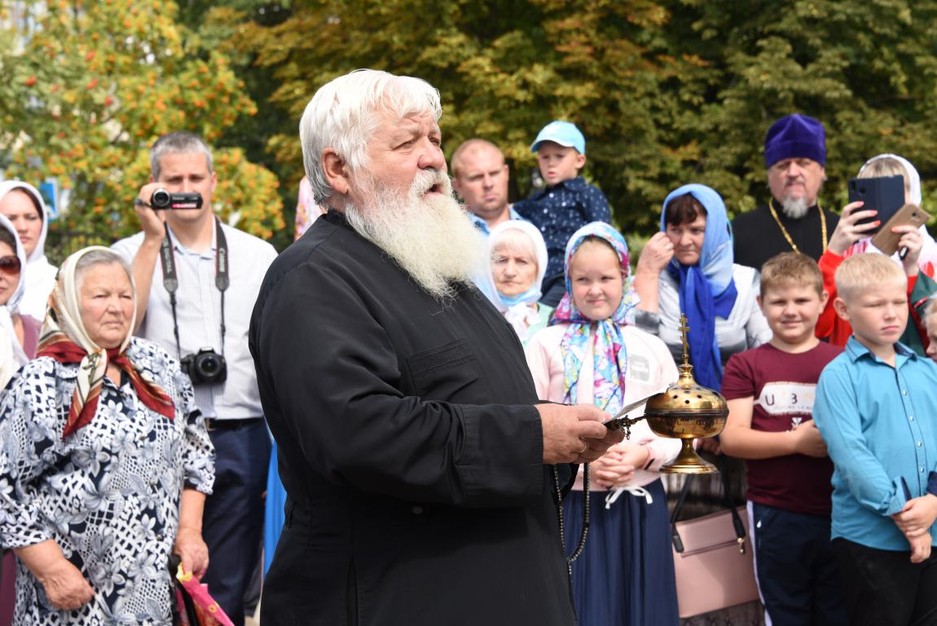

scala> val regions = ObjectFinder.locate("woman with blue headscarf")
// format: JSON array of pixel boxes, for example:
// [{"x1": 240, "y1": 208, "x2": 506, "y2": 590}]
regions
[
  {"x1": 526, "y1": 222, "x2": 682, "y2": 626},
  {"x1": 634, "y1": 184, "x2": 770, "y2": 625},
  {"x1": 634, "y1": 184, "x2": 770, "y2": 390}
]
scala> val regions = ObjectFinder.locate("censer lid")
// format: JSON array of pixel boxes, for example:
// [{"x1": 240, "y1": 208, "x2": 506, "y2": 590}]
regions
[{"x1": 644, "y1": 315, "x2": 728, "y2": 418}]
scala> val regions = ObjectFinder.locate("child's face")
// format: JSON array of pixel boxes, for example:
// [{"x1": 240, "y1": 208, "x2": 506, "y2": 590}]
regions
[
  {"x1": 569, "y1": 240, "x2": 624, "y2": 321},
  {"x1": 665, "y1": 215, "x2": 706, "y2": 266},
  {"x1": 833, "y1": 281, "x2": 908, "y2": 353},
  {"x1": 758, "y1": 283, "x2": 827, "y2": 349},
  {"x1": 536, "y1": 142, "x2": 585, "y2": 186},
  {"x1": 925, "y1": 314, "x2": 937, "y2": 363}
]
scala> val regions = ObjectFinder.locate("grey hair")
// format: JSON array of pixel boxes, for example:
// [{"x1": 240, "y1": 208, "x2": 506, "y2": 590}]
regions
[
  {"x1": 74, "y1": 249, "x2": 133, "y2": 291},
  {"x1": 150, "y1": 131, "x2": 214, "y2": 180},
  {"x1": 299, "y1": 69, "x2": 442, "y2": 205}
]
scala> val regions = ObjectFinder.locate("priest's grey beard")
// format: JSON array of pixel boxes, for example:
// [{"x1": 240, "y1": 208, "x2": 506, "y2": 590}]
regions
[
  {"x1": 781, "y1": 196, "x2": 809, "y2": 219},
  {"x1": 345, "y1": 169, "x2": 486, "y2": 300}
]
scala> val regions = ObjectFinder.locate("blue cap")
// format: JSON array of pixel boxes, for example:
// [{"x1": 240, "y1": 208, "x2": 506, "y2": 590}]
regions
[
  {"x1": 530, "y1": 120, "x2": 586, "y2": 154},
  {"x1": 764, "y1": 114, "x2": 826, "y2": 168}
]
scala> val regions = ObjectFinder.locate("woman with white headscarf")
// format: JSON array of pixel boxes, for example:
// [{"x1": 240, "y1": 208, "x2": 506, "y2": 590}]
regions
[
  {"x1": 0, "y1": 181, "x2": 58, "y2": 323},
  {"x1": 488, "y1": 220, "x2": 552, "y2": 344},
  {"x1": 0, "y1": 213, "x2": 40, "y2": 387},
  {"x1": 0, "y1": 214, "x2": 40, "y2": 626},
  {"x1": 0, "y1": 247, "x2": 214, "y2": 625},
  {"x1": 817, "y1": 153, "x2": 937, "y2": 351}
]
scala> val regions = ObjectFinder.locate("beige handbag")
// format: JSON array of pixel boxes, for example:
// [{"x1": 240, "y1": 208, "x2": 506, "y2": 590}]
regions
[{"x1": 670, "y1": 471, "x2": 760, "y2": 618}]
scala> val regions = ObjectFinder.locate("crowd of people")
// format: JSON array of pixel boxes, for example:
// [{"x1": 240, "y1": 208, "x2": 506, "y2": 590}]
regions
[{"x1": 0, "y1": 68, "x2": 936, "y2": 626}]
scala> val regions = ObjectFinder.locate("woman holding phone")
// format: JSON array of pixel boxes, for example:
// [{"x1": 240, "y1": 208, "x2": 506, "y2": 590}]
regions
[{"x1": 816, "y1": 154, "x2": 937, "y2": 351}]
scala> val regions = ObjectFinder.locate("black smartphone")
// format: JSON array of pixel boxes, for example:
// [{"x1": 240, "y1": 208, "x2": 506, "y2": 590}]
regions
[{"x1": 847, "y1": 175, "x2": 906, "y2": 234}]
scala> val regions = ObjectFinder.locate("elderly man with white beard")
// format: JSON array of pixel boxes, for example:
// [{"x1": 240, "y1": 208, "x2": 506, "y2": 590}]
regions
[{"x1": 248, "y1": 69, "x2": 623, "y2": 626}]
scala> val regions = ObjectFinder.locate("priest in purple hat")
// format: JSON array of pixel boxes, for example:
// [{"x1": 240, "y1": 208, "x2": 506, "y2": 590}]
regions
[{"x1": 733, "y1": 113, "x2": 840, "y2": 269}]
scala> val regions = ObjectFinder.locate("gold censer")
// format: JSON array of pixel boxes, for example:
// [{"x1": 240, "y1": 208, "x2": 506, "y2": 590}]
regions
[{"x1": 610, "y1": 314, "x2": 728, "y2": 474}]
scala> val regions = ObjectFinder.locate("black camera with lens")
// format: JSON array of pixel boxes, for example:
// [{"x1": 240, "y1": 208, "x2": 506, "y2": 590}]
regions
[
  {"x1": 180, "y1": 347, "x2": 227, "y2": 385},
  {"x1": 150, "y1": 188, "x2": 203, "y2": 210}
]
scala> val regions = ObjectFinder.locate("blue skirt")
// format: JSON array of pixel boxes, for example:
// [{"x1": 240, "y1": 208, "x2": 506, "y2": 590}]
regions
[{"x1": 563, "y1": 478, "x2": 679, "y2": 626}]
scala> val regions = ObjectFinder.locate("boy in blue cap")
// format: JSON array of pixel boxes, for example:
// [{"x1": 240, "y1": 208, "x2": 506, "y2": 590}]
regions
[{"x1": 514, "y1": 120, "x2": 611, "y2": 307}]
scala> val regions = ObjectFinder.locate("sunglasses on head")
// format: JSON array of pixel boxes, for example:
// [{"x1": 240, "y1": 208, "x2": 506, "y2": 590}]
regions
[{"x1": 0, "y1": 256, "x2": 21, "y2": 276}]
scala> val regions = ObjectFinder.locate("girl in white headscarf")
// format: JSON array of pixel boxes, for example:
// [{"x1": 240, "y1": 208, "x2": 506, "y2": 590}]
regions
[
  {"x1": 488, "y1": 220, "x2": 552, "y2": 344},
  {"x1": 0, "y1": 181, "x2": 58, "y2": 322}
]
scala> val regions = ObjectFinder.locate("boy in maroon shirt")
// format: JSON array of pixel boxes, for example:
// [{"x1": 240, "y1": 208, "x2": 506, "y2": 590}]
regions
[{"x1": 721, "y1": 252, "x2": 847, "y2": 625}]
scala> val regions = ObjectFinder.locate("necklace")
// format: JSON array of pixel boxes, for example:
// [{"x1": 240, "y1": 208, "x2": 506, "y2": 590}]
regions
[{"x1": 768, "y1": 199, "x2": 828, "y2": 253}]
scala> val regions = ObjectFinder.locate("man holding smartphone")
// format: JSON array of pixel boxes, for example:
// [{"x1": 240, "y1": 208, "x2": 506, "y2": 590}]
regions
[{"x1": 734, "y1": 113, "x2": 840, "y2": 269}]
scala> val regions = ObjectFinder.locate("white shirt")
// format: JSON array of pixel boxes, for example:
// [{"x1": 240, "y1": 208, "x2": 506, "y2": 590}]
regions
[{"x1": 112, "y1": 221, "x2": 277, "y2": 420}]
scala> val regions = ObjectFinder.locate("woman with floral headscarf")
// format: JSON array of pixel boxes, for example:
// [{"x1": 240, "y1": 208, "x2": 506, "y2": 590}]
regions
[
  {"x1": 0, "y1": 247, "x2": 214, "y2": 625},
  {"x1": 525, "y1": 222, "x2": 682, "y2": 626}
]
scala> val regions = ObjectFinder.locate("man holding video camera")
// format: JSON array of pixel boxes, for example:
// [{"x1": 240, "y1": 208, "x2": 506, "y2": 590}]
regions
[{"x1": 113, "y1": 131, "x2": 277, "y2": 626}]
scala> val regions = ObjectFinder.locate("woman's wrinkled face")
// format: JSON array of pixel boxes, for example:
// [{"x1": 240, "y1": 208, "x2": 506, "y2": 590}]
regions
[
  {"x1": 665, "y1": 214, "x2": 706, "y2": 266},
  {"x1": 0, "y1": 190, "x2": 42, "y2": 258},
  {"x1": 491, "y1": 242, "x2": 538, "y2": 298},
  {"x1": 78, "y1": 263, "x2": 134, "y2": 349},
  {"x1": 0, "y1": 241, "x2": 21, "y2": 306}
]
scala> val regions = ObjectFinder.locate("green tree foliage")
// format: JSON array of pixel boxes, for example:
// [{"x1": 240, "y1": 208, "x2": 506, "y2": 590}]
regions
[
  {"x1": 658, "y1": 0, "x2": 937, "y2": 219},
  {"x1": 232, "y1": 0, "x2": 937, "y2": 236},
  {"x1": 5, "y1": 1, "x2": 937, "y2": 250},
  {"x1": 0, "y1": 0, "x2": 284, "y2": 261},
  {"x1": 230, "y1": 0, "x2": 681, "y2": 230}
]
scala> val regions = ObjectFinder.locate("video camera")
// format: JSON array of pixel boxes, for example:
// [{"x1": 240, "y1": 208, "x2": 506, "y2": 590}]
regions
[{"x1": 150, "y1": 188, "x2": 203, "y2": 210}]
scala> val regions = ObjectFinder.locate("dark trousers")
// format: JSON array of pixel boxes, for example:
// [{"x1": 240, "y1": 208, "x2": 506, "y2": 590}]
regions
[
  {"x1": 833, "y1": 537, "x2": 937, "y2": 626},
  {"x1": 201, "y1": 419, "x2": 271, "y2": 626},
  {"x1": 750, "y1": 502, "x2": 847, "y2": 625}
]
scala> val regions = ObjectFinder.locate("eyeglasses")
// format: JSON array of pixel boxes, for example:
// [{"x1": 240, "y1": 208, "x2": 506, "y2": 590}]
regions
[{"x1": 0, "y1": 256, "x2": 21, "y2": 276}]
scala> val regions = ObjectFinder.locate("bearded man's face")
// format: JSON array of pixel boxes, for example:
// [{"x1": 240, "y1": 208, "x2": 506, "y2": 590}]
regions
[{"x1": 343, "y1": 109, "x2": 485, "y2": 300}]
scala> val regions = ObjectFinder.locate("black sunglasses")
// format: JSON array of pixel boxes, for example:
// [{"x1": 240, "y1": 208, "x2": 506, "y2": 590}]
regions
[{"x1": 0, "y1": 256, "x2": 21, "y2": 276}]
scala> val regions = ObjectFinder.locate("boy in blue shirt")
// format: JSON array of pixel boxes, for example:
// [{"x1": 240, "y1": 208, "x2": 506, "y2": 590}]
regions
[
  {"x1": 514, "y1": 120, "x2": 610, "y2": 307},
  {"x1": 814, "y1": 253, "x2": 937, "y2": 626}
]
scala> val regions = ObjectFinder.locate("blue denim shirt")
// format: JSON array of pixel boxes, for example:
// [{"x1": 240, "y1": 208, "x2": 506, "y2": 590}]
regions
[
  {"x1": 513, "y1": 176, "x2": 611, "y2": 281},
  {"x1": 468, "y1": 206, "x2": 525, "y2": 236},
  {"x1": 814, "y1": 337, "x2": 937, "y2": 551}
]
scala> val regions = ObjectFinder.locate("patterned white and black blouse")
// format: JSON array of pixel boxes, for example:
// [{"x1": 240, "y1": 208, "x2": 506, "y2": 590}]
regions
[{"x1": 0, "y1": 337, "x2": 215, "y2": 625}]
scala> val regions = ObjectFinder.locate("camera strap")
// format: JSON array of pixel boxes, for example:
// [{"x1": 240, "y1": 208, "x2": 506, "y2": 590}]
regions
[{"x1": 159, "y1": 217, "x2": 229, "y2": 360}]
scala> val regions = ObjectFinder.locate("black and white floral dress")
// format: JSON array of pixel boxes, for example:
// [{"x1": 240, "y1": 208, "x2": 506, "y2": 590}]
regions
[{"x1": 0, "y1": 338, "x2": 215, "y2": 625}]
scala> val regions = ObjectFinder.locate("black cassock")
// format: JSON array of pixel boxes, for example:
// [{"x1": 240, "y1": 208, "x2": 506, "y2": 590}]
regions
[{"x1": 250, "y1": 211, "x2": 577, "y2": 626}]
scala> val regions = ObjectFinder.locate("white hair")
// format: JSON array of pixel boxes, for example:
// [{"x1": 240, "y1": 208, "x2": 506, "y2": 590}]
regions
[
  {"x1": 781, "y1": 196, "x2": 809, "y2": 219},
  {"x1": 344, "y1": 169, "x2": 485, "y2": 301},
  {"x1": 299, "y1": 69, "x2": 443, "y2": 205}
]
